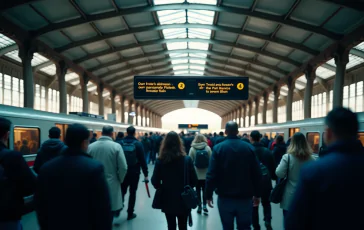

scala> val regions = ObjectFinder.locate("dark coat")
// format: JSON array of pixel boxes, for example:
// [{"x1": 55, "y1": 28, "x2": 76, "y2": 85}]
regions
[
  {"x1": 205, "y1": 136, "x2": 262, "y2": 200},
  {"x1": 33, "y1": 139, "x2": 66, "y2": 174},
  {"x1": 272, "y1": 143, "x2": 287, "y2": 168},
  {"x1": 252, "y1": 142, "x2": 277, "y2": 187},
  {"x1": 286, "y1": 139, "x2": 364, "y2": 230},
  {"x1": 0, "y1": 143, "x2": 36, "y2": 221},
  {"x1": 122, "y1": 136, "x2": 148, "y2": 177},
  {"x1": 151, "y1": 155, "x2": 198, "y2": 215},
  {"x1": 34, "y1": 148, "x2": 112, "y2": 230},
  {"x1": 183, "y1": 136, "x2": 194, "y2": 154},
  {"x1": 141, "y1": 136, "x2": 152, "y2": 152},
  {"x1": 214, "y1": 136, "x2": 226, "y2": 145}
]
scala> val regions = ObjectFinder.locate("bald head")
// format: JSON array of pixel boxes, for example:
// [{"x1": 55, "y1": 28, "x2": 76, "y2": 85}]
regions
[{"x1": 225, "y1": 121, "x2": 239, "y2": 136}]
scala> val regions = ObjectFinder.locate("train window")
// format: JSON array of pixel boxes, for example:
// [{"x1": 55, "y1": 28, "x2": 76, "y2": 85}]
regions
[
  {"x1": 289, "y1": 128, "x2": 300, "y2": 137},
  {"x1": 271, "y1": 132, "x2": 276, "y2": 139},
  {"x1": 307, "y1": 132, "x2": 320, "y2": 154},
  {"x1": 14, "y1": 127, "x2": 40, "y2": 155},
  {"x1": 277, "y1": 133, "x2": 284, "y2": 137},
  {"x1": 56, "y1": 124, "x2": 69, "y2": 142},
  {"x1": 358, "y1": 133, "x2": 364, "y2": 146},
  {"x1": 95, "y1": 131, "x2": 102, "y2": 139},
  {"x1": 265, "y1": 132, "x2": 271, "y2": 139}
]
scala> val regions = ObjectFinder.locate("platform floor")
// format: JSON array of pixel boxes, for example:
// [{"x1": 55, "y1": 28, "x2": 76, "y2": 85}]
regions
[{"x1": 22, "y1": 165, "x2": 283, "y2": 230}]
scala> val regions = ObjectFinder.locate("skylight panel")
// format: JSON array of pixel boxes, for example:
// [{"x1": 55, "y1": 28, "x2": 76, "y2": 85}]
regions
[
  {"x1": 162, "y1": 29, "x2": 187, "y2": 39},
  {"x1": 69, "y1": 79, "x2": 80, "y2": 86},
  {"x1": 174, "y1": 71, "x2": 189, "y2": 75},
  {"x1": 188, "y1": 0, "x2": 217, "y2": 5},
  {"x1": 5, "y1": 50, "x2": 22, "y2": 63},
  {"x1": 190, "y1": 65, "x2": 205, "y2": 71},
  {"x1": 0, "y1": 34, "x2": 16, "y2": 49},
  {"x1": 187, "y1": 10, "x2": 214, "y2": 25},
  {"x1": 157, "y1": 10, "x2": 186, "y2": 25},
  {"x1": 189, "y1": 42, "x2": 209, "y2": 50},
  {"x1": 167, "y1": 42, "x2": 187, "y2": 50},
  {"x1": 65, "y1": 72, "x2": 79, "y2": 82},
  {"x1": 103, "y1": 91, "x2": 110, "y2": 97},
  {"x1": 172, "y1": 59, "x2": 188, "y2": 64},
  {"x1": 326, "y1": 58, "x2": 336, "y2": 67},
  {"x1": 316, "y1": 66, "x2": 335, "y2": 79},
  {"x1": 190, "y1": 70, "x2": 204, "y2": 75},
  {"x1": 347, "y1": 54, "x2": 364, "y2": 69},
  {"x1": 188, "y1": 28, "x2": 211, "y2": 39},
  {"x1": 88, "y1": 85, "x2": 97, "y2": 92},
  {"x1": 173, "y1": 65, "x2": 189, "y2": 71},
  {"x1": 154, "y1": 0, "x2": 184, "y2": 5},
  {"x1": 40, "y1": 64, "x2": 56, "y2": 75},
  {"x1": 169, "y1": 53, "x2": 188, "y2": 58},
  {"x1": 189, "y1": 53, "x2": 207, "y2": 58},
  {"x1": 354, "y1": 42, "x2": 364, "y2": 51},
  {"x1": 190, "y1": 59, "x2": 206, "y2": 65},
  {"x1": 32, "y1": 53, "x2": 49, "y2": 66}
]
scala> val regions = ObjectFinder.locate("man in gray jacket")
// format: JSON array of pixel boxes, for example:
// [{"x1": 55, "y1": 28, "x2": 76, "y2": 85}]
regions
[{"x1": 88, "y1": 126, "x2": 128, "y2": 221}]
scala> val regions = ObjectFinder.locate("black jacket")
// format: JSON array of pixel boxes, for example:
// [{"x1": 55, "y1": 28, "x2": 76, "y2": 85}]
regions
[
  {"x1": 286, "y1": 139, "x2": 364, "y2": 230},
  {"x1": 152, "y1": 156, "x2": 198, "y2": 215},
  {"x1": 252, "y1": 142, "x2": 277, "y2": 189},
  {"x1": 123, "y1": 136, "x2": 148, "y2": 177},
  {"x1": 0, "y1": 143, "x2": 36, "y2": 221},
  {"x1": 272, "y1": 143, "x2": 287, "y2": 168},
  {"x1": 205, "y1": 136, "x2": 262, "y2": 200},
  {"x1": 214, "y1": 136, "x2": 226, "y2": 145},
  {"x1": 141, "y1": 136, "x2": 151, "y2": 152},
  {"x1": 35, "y1": 148, "x2": 112, "y2": 230},
  {"x1": 33, "y1": 139, "x2": 66, "y2": 174},
  {"x1": 90, "y1": 137, "x2": 97, "y2": 144},
  {"x1": 153, "y1": 135, "x2": 163, "y2": 153},
  {"x1": 183, "y1": 136, "x2": 194, "y2": 154}
]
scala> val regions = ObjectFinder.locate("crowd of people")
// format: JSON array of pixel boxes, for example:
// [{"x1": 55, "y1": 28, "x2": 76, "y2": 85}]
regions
[{"x1": 0, "y1": 107, "x2": 363, "y2": 230}]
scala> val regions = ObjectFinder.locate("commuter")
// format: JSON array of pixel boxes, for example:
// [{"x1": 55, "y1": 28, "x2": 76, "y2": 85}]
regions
[
  {"x1": 183, "y1": 133, "x2": 194, "y2": 155},
  {"x1": 0, "y1": 117, "x2": 36, "y2": 230},
  {"x1": 212, "y1": 132, "x2": 217, "y2": 146},
  {"x1": 149, "y1": 132, "x2": 155, "y2": 164},
  {"x1": 275, "y1": 132, "x2": 315, "y2": 223},
  {"x1": 189, "y1": 134, "x2": 212, "y2": 215},
  {"x1": 151, "y1": 131, "x2": 198, "y2": 230},
  {"x1": 272, "y1": 135, "x2": 287, "y2": 168},
  {"x1": 141, "y1": 133, "x2": 151, "y2": 163},
  {"x1": 153, "y1": 132, "x2": 163, "y2": 160},
  {"x1": 20, "y1": 139, "x2": 30, "y2": 154},
  {"x1": 115, "y1": 132, "x2": 124, "y2": 143},
  {"x1": 214, "y1": 131, "x2": 225, "y2": 145},
  {"x1": 34, "y1": 123, "x2": 112, "y2": 230},
  {"x1": 268, "y1": 136, "x2": 276, "y2": 150},
  {"x1": 261, "y1": 135, "x2": 270, "y2": 148},
  {"x1": 250, "y1": 131, "x2": 276, "y2": 230},
  {"x1": 90, "y1": 133, "x2": 97, "y2": 143},
  {"x1": 88, "y1": 126, "x2": 128, "y2": 221},
  {"x1": 206, "y1": 135, "x2": 213, "y2": 148},
  {"x1": 120, "y1": 126, "x2": 149, "y2": 220},
  {"x1": 242, "y1": 133, "x2": 251, "y2": 143},
  {"x1": 205, "y1": 121, "x2": 262, "y2": 230},
  {"x1": 33, "y1": 127, "x2": 67, "y2": 174},
  {"x1": 286, "y1": 108, "x2": 364, "y2": 230}
]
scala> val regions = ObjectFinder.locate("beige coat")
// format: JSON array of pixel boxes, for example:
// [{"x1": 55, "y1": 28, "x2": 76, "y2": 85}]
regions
[
  {"x1": 88, "y1": 136, "x2": 128, "y2": 211},
  {"x1": 276, "y1": 153, "x2": 315, "y2": 210},
  {"x1": 189, "y1": 142, "x2": 212, "y2": 180}
]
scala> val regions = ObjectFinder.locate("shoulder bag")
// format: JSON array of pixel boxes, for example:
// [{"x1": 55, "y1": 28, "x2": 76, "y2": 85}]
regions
[{"x1": 270, "y1": 154, "x2": 290, "y2": 204}]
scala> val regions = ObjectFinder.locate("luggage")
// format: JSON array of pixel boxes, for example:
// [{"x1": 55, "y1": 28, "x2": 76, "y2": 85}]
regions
[
  {"x1": 194, "y1": 148, "x2": 209, "y2": 169},
  {"x1": 120, "y1": 140, "x2": 138, "y2": 166}
]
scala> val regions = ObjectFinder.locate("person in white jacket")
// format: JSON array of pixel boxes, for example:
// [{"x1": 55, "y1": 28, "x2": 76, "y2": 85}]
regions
[{"x1": 88, "y1": 126, "x2": 128, "y2": 221}]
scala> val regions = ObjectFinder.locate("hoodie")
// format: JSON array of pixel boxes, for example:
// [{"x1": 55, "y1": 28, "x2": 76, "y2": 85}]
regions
[
  {"x1": 33, "y1": 139, "x2": 67, "y2": 174},
  {"x1": 189, "y1": 142, "x2": 212, "y2": 180}
]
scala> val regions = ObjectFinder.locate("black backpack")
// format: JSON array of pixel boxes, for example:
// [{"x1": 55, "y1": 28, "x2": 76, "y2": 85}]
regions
[
  {"x1": 194, "y1": 148, "x2": 209, "y2": 169},
  {"x1": 254, "y1": 146, "x2": 271, "y2": 179},
  {"x1": 120, "y1": 140, "x2": 138, "y2": 166},
  {"x1": 0, "y1": 148, "x2": 15, "y2": 213}
]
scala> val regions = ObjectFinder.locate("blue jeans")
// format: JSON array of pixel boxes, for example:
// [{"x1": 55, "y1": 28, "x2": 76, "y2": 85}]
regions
[
  {"x1": 218, "y1": 197, "x2": 252, "y2": 230},
  {"x1": 144, "y1": 151, "x2": 150, "y2": 164},
  {"x1": 0, "y1": 221, "x2": 22, "y2": 230}
]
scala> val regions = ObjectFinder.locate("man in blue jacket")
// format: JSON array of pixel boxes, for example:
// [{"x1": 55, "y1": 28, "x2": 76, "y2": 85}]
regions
[
  {"x1": 0, "y1": 117, "x2": 36, "y2": 230},
  {"x1": 286, "y1": 107, "x2": 364, "y2": 230},
  {"x1": 35, "y1": 124, "x2": 112, "y2": 230},
  {"x1": 205, "y1": 121, "x2": 262, "y2": 230}
]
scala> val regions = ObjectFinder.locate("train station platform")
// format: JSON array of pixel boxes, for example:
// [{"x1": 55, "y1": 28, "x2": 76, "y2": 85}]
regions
[{"x1": 21, "y1": 165, "x2": 283, "y2": 230}]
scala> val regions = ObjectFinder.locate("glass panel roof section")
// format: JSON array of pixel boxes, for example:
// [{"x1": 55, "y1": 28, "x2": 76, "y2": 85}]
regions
[
  {"x1": 326, "y1": 58, "x2": 336, "y2": 67},
  {"x1": 190, "y1": 65, "x2": 205, "y2": 70},
  {"x1": 190, "y1": 59, "x2": 206, "y2": 65},
  {"x1": 5, "y1": 50, "x2": 21, "y2": 63},
  {"x1": 103, "y1": 91, "x2": 110, "y2": 97},
  {"x1": 188, "y1": 28, "x2": 211, "y2": 39},
  {"x1": 347, "y1": 54, "x2": 364, "y2": 69},
  {"x1": 32, "y1": 53, "x2": 49, "y2": 66},
  {"x1": 190, "y1": 70, "x2": 204, "y2": 75},
  {"x1": 40, "y1": 64, "x2": 56, "y2": 75},
  {"x1": 188, "y1": 0, "x2": 217, "y2": 5},
  {"x1": 172, "y1": 59, "x2": 188, "y2": 64},
  {"x1": 183, "y1": 100, "x2": 199, "y2": 108},
  {"x1": 188, "y1": 10, "x2": 214, "y2": 25},
  {"x1": 316, "y1": 66, "x2": 335, "y2": 79},
  {"x1": 354, "y1": 42, "x2": 364, "y2": 51},
  {"x1": 189, "y1": 53, "x2": 207, "y2": 58},
  {"x1": 169, "y1": 53, "x2": 188, "y2": 58},
  {"x1": 65, "y1": 72, "x2": 79, "y2": 82},
  {"x1": 174, "y1": 71, "x2": 189, "y2": 75},
  {"x1": 154, "y1": 0, "x2": 184, "y2": 5},
  {"x1": 157, "y1": 10, "x2": 185, "y2": 25},
  {"x1": 0, "y1": 34, "x2": 16, "y2": 49},
  {"x1": 162, "y1": 29, "x2": 187, "y2": 39},
  {"x1": 173, "y1": 65, "x2": 189, "y2": 70},
  {"x1": 87, "y1": 82, "x2": 97, "y2": 92},
  {"x1": 189, "y1": 42, "x2": 208, "y2": 50},
  {"x1": 167, "y1": 42, "x2": 187, "y2": 50}
]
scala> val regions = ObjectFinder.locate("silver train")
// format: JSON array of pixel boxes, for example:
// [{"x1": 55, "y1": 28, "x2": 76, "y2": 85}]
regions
[
  {"x1": 233, "y1": 112, "x2": 364, "y2": 154},
  {"x1": 0, "y1": 104, "x2": 169, "y2": 166}
]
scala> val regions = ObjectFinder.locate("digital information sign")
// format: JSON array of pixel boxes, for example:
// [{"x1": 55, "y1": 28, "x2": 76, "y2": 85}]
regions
[
  {"x1": 134, "y1": 76, "x2": 249, "y2": 100},
  {"x1": 178, "y1": 124, "x2": 209, "y2": 129}
]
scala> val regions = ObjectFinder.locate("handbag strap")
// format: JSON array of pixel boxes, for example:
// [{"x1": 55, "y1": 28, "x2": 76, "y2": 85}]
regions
[{"x1": 184, "y1": 156, "x2": 189, "y2": 186}]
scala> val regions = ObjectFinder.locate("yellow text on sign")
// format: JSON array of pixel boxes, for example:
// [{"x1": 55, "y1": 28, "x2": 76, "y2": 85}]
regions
[{"x1": 237, "y1": 83, "x2": 244, "y2": 90}]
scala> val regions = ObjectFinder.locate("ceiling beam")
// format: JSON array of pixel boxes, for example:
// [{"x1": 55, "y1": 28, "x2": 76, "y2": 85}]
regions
[
  {"x1": 33, "y1": 60, "x2": 54, "y2": 72},
  {"x1": 0, "y1": 44, "x2": 18, "y2": 56},
  {"x1": 88, "y1": 49, "x2": 289, "y2": 76},
  {"x1": 319, "y1": 0, "x2": 364, "y2": 11},
  {"x1": 33, "y1": 3, "x2": 341, "y2": 40},
  {"x1": 350, "y1": 48, "x2": 364, "y2": 59},
  {"x1": 54, "y1": 24, "x2": 319, "y2": 55},
  {"x1": 74, "y1": 38, "x2": 301, "y2": 67}
]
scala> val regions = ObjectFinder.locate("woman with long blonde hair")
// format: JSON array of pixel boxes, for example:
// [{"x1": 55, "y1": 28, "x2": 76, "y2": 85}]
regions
[
  {"x1": 276, "y1": 132, "x2": 315, "y2": 222},
  {"x1": 151, "y1": 131, "x2": 198, "y2": 230},
  {"x1": 189, "y1": 134, "x2": 212, "y2": 215}
]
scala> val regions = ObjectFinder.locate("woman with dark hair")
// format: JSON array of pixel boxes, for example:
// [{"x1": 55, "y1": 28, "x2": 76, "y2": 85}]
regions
[{"x1": 151, "y1": 131, "x2": 198, "y2": 230}]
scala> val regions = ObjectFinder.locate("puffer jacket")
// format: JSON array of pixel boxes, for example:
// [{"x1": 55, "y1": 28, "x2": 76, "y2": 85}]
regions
[
  {"x1": 189, "y1": 142, "x2": 212, "y2": 180},
  {"x1": 33, "y1": 139, "x2": 67, "y2": 174}
]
